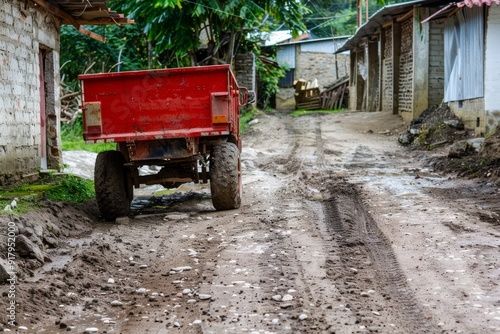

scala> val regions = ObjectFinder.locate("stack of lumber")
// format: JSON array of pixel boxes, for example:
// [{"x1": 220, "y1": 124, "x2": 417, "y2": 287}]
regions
[
  {"x1": 320, "y1": 76, "x2": 349, "y2": 110},
  {"x1": 294, "y1": 79, "x2": 321, "y2": 110}
]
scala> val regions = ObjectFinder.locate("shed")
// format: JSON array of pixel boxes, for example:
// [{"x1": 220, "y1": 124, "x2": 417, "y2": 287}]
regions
[
  {"x1": 0, "y1": 0, "x2": 131, "y2": 184},
  {"x1": 268, "y1": 34, "x2": 351, "y2": 110}
]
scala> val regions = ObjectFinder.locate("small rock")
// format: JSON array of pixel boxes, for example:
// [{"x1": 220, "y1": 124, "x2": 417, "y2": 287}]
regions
[
  {"x1": 110, "y1": 300, "x2": 123, "y2": 306},
  {"x1": 16, "y1": 235, "x2": 44, "y2": 263},
  {"x1": 17, "y1": 326, "x2": 28, "y2": 331},
  {"x1": 182, "y1": 289, "x2": 192, "y2": 295},
  {"x1": 163, "y1": 213, "x2": 189, "y2": 221},
  {"x1": 115, "y1": 216, "x2": 129, "y2": 224},
  {"x1": 398, "y1": 131, "x2": 414, "y2": 146},
  {"x1": 444, "y1": 119, "x2": 465, "y2": 130},
  {"x1": 172, "y1": 266, "x2": 192, "y2": 272},
  {"x1": 299, "y1": 314, "x2": 308, "y2": 321},
  {"x1": 271, "y1": 295, "x2": 282, "y2": 301},
  {"x1": 173, "y1": 321, "x2": 181, "y2": 328},
  {"x1": 282, "y1": 294, "x2": 293, "y2": 302},
  {"x1": 0, "y1": 258, "x2": 15, "y2": 282},
  {"x1": 84, "y1": 328, "x2": 99, "y2": 333},
  {"x1": 198, "y1": 294, "x2": 212, "y2": 300},
  {"x1": 107, "y1": 278, "x2": 115, "y2": 284},
  {"x1": 193, "y1": 319, "x2": 202, "y2": 325},
  {"x1": 139, "y1": 264, "x2": 148, "y2": 269},
  {"x1": 135, "y1": 288, "x2": 147, "y2": 294},
  {"x1": 248, "y1": 119, "x2": 259, "y2": 126},
  {"x1": 280, "y1": 303, "x2": 294, "y2": 309},
  {"x1": 272, "y1": 318, "x2": 279, "y2": 324}
]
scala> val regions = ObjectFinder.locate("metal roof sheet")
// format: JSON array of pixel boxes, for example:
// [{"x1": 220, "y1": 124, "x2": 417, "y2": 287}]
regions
[
  {"x1": 32, "y1": 0, "x2": 131, "y2": 25},
  {"x1": 335, "y1": 0, "x2": 450, "y2": 53}
]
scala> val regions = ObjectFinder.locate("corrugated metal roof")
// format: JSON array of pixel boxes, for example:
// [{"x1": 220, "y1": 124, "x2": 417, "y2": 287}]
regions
[
  {"x1": 335, "y1": 0, "x2": 450, "y2": 53},
  {"x1": 31, "y1": 0, "x2": 131, "y2": 25}
]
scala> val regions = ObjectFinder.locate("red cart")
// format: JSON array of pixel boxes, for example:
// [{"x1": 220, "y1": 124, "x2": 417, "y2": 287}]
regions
[{"x1": 79, "y1": 65, "x2": 247, "y2": 220}]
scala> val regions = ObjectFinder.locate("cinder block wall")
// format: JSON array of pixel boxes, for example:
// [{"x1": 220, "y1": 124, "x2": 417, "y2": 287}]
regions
[
  {"x1": 382, "y1": 27, "x2": 393, "y2": 112},
  {"x1": 0, "y1": 0, "x2": 61, "y2": 184},
  {"x1": 235, "y1": 53, "x2": 256, "y2": 105},
  {"x1": 428, "y1": 21, "x2": 445, "y2": 107},
  {"x1": 276, "y1": 51, "x2": 350, "y2": 110},
  {"x1": 398, "y1": 18, "x2": 414, "y2": 119}
]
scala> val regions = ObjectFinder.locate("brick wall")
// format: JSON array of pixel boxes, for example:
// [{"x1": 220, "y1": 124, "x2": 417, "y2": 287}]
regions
[
  {"x1": 276, "y1": 49, "x2": 350, "y2": 110},
  {"x1": 235, "y1": 53, "x2": 256, "y2": 103},
  {"x1": 398, "y1": 18, "x2": 413, "y2": 114},
  {"x1": 429, "y1": 21, "x2": 445, "y2": 106},
  {"x1": 0, "y1": 0, "x2": 61, "y2": 184}
]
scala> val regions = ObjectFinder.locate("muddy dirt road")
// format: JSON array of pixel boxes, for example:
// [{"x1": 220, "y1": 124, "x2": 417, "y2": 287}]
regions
[{"x1": 1, "y1": 111, "x2": 500, "y2": 333}]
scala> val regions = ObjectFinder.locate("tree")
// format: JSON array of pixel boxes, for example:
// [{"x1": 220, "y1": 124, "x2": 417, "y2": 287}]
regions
[{"x1": 117, "y1": 0, "x2": 310, "y2": 67}]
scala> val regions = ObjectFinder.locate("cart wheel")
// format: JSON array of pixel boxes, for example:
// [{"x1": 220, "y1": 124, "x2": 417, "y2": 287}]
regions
[
  {"x1": 210, "y1": 142, "x2": 242, "y2": 210},
  {"x1": 94, "y1": 151, "x2": 131, "y2": 221}
]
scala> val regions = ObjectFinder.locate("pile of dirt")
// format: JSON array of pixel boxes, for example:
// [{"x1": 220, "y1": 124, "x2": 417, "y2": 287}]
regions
[
  {"x1": 398, "y1": 104, "x2": 470, "y2": 149},
  {"x1": 0, "y1": 200, "x2": 100, "y2": 328},
  {"x1": 398, "y1": 104, "x2": 500, "y2": 184}
]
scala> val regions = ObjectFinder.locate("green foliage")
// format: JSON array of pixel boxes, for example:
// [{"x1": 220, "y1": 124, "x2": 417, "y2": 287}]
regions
[
  {"x1": 302, "y1": 0, "x2": 391, "y2": 37},
  {"x1": 61, "y1": 115, "x2": 115, "y2": 152},
  {"x1": 60, "y1": 23, "x2": 149, "y2": 89},
  {"x1": 256, "y1": 56, "x2": 286, "y2": 109},
  {"x1": 44, "y1": 175, "x2": 95, "y2": 204},
  {"x1": 240, "y1": 106, "x2": 260, "y2": 132},
  {"x1": 0, "y1": 175, "x2": 95, "y2": 215},
  {"x1": 117, "y1": 0, "x2": 310, "y2": 67}
]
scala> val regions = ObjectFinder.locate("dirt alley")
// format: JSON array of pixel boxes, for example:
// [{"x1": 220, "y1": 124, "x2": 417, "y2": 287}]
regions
[{"x1": 1, "y1": 111, "x2": 500, "y2": 333}]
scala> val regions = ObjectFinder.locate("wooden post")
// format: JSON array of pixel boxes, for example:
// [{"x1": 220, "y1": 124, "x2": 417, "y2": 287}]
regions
[{"x1": 367, "y1": 38, "x2": 379, "y2": 111}]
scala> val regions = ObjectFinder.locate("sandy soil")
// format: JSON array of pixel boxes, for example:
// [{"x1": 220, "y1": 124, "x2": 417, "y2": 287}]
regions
[{"x1": 0, "y1": 111, "x2": 499, "y2": 334}]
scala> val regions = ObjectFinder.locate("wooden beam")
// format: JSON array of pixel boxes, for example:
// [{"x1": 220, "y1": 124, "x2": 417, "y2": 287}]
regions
[
  {"x1": 30, "y1": 0, "x2": 105, "y2": 42},
  {"x1": 74, "y1": 18, "x2": 134, "y2": 25},
  {"x1": 396, "y1": 9, "x2": 414, "y2": 23}
]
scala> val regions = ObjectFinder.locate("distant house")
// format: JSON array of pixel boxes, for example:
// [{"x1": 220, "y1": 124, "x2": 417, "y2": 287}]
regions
[
  {"x1": 263, "y1": 31, "x2": 351, "y2": 110},
  {"x1": 337, "y1": 0, "x2": 500, "y2": 136},
  {"x1": 0, "y1": 0, "x2": 130, "y2": 184}
]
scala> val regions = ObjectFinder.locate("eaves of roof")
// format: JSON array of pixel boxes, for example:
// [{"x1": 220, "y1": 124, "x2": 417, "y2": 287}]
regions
[
  {"x1": 277, "y1": 35, "x2": 352, "y2": 47},
  {"x1": 335, "y1": 0, "x2": 450, "y2": 53},
  {"x1": 30, "y1": 0, "x2": 133, "y2": 42}
]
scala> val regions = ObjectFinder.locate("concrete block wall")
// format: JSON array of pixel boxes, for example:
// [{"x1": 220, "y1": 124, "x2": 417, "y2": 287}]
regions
[
  {"x1": 449, "y1": 99, "x2": 486, "y2": 136},
  {"x1": 429, "y1": 21, "x2": 445, "y2": 107},
  {"x1": 276, "y1": 49, "x2": 350, "y2": 110},
  {"x1": 235, "y1": 53, "x2": 256, "y2": 103},
  {"x1": 0, "y1": 0, "x2": 61, "y2": 184},
  {"x1": 398, "y1": 18, "x2": 413, "y2": 116},
  {"x1": 382, "y1": 27, "x2": 393, "y2": 112},
  {"x1": 296, "y1": 52, "x2": 350, "y2": 90}
]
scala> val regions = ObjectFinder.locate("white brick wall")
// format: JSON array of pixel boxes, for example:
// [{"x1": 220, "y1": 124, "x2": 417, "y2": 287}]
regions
[{"x1": 0, "y1": 0, "x2": 61, "y2": 184}]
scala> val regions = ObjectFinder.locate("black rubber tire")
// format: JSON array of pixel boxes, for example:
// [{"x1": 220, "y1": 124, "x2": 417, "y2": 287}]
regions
[
  {"x1": 210, "y1": 142, "x2": 242, "y2": 210},
  {"x1": 94, "y1": 151, "x2": 130, "y2": 221}
]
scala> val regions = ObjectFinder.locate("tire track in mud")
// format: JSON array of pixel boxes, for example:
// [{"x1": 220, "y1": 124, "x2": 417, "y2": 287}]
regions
[
  {"x1": 284, "y1": 115, "x2": 437, "y2": 332},
  {"x1": 323, "y1": 181, "x2": 438, "y2": 333}
]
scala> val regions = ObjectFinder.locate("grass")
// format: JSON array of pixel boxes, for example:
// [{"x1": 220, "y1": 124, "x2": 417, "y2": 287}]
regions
[
  {"x1": 61, "y1": 117, "x2": 115, "y2": 152},
  {"x1": 0, "y1": 174, "x2": 95, "y2": 215},
  {"x1": 291, "y1": 109, "x2": 345, "y2": 117},
  {"x1": 240, "y1": 106, "x2": 260, "y2": 133}
]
